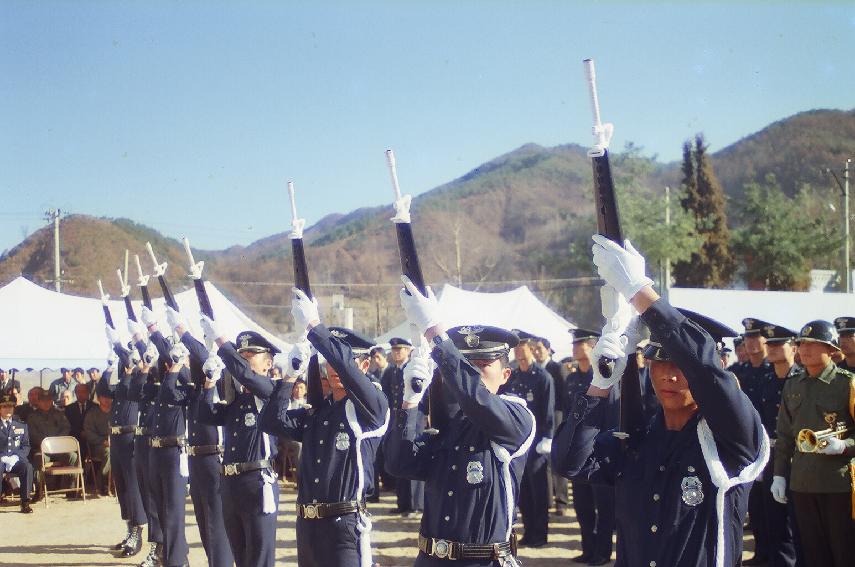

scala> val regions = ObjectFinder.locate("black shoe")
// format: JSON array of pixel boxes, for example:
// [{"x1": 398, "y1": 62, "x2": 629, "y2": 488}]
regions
[
  {"x1": 587, "y1": 556, "x2": 610, "y2": 566},
  {"x1": 20, "y1": 502, "x2": 33, "y2": 514},
  {"x1": 519, "y1": 538, "x2": 547, "y2": 548},
  {"x1": 120, "y1": 526, "x2": 143, "y2": 557},
  {"x1": 742, "y1": 557, "x2": 769, "y2": 566},
  {"x1": 571, "y1": 553, "x2": 592, "y2": 564},
  {"x1": 114, "y1": 522, "x2": 133, "y2": 550}
]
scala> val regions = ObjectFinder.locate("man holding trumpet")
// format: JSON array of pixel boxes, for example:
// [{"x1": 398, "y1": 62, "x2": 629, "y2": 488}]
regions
[{"x1": 773, "y1": 320, "x2": 855, "y2": 567}]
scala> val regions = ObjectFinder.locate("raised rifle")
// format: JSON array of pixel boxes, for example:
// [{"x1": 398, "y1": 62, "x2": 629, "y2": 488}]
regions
[
  {"x1": 583, "y1": 59, "x2": 645, "y2": 447},
  {"x1": 288, "y1": 181, "x2": 323, "y2": 408},
  {"x1": 117, "y1": 250, "x2": 137, "y2": 322},
  {"x1": 145, "y1": 242, "x2": 179, "y2": 311},
  {"x1": 182, "y1": 237, "x2": 215, "y2": 388},
  {"x1": 134, "y1": 254, "x2": 153, "y2": 310},
  {"x1": 97, "y1": 279, "x2": 115, "y2": 329},
  {"x1": 386, "y1": 149, "x2": 442, "y2": 433}
]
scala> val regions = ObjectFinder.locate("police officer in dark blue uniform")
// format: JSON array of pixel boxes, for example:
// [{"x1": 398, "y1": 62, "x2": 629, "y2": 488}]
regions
[
  {"x1": 198, "y1": 317, "x2": 279, "y2": 567},
  {"x1": 738, "y1": 318, "x2": 776, "y2": 566},
  {"x1": 382, "y1": 336, "x2": 425, "y2": 516},
  {"x1": 161, "y1": 305, "x2": 235, "y2": 567},
  {"x1": 500, "y1": 329, "x2": 554, "y2": 548},
  {"x1": 98, "y1": 328, "x2": 148, "y2": 558},
  {"x1": 260, "y1": 289, "x2": 389, "y2": 567},
  {"x1": 833, "y1": 317, "x2": 855, "y2": 372},
  {"x1": 389, "y1": 275, "x2": 536, "y2": 567},
  {"x1": 0, "y1": 392, "x2": 33, "y2": 513},
  {"x1": 756, "y1": 323, "x2": 803, "y2": 567},
  {"x1": 552, "y1": 236, "x2": 768, "y2": 567}
]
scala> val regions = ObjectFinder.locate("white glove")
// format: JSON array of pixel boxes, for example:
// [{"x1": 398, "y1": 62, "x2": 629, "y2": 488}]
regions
[
  {"x1": 202, "y1": 353, "x2": 225, "y2": 382},
  {"x1": 402, "y1": 348, "x2": 432, "y2": 405},
  {"x1": 140, "y1": 306, "x2": 158, "y2": 327},
  {"x1": 391, "y1": 194, "x2": 412, "y2": 224},
  {"x1": 591, "y1": 235, "x2": 654, "y2": 301},
  {"x1": 105, "y1": 324, "x2": 121, "y2": 345},
  {"x1": 106, "y1": 351, "x2": 118, "y2": 368},
  {"x1": 600, "y1": 286, "x2": 633, "y2": 335},
  {"x1": 770, "y1": 475, "x2": 787, "y2": 504},
  {"x1": 591, "y1": 332, "x2": 628, "y2": 389},
  {"x1": 130, "y1": 346, "x2": 142, "y2": 364},
  {"x1": 169, "y1": 343, "x2": 190, "y2": 365},
  {"x1": 287, "y1": 341, "x2": 312, "y2": 379},
  {"x1": 399, "y1": 276, "x2": 441, "y2": 336},
  {"x1": 535, "y1": 438, "x2": 552, "y2": 455},
  {"x1": 142, "y1": 342, "x2": 159, "y2": 365},
  {"x1": 0, "y1": 455, "x2": 19, "y2": 472},
  {"x1": 816, "y1": 436, "x2": 848, "y2": 455},
  {"x1": 200, "y1": 314, "x2": 225, "y2": 342},
  {"x1": 166, "y1": 306, "x2": 188, "y2": 334},
  {"x1": 127, "y1": 318, "x2": 146, "y2": 339},
  {"x1": 291, "y1": 289, "x2": 320, "y2": 332},
  {"x1": 289, "y1": 218, "x2": 306, "y2": 240}
]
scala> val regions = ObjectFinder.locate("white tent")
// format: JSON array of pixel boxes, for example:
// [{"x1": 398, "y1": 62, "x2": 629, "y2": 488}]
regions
[
  {"x1": 0, "y1": 276, "x2": 288, "y2": 370},
  {"x1": 669, "y1": 287, "x2": 855, "y2": 338},
  {"x1": 375, "y1": 284, "x2": 576, "y2": 361}
]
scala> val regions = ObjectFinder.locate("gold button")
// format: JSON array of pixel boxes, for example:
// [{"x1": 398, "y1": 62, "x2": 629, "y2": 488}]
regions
[
  {"x1": 451, "y1": 465, "x2": 457, "y2": 470},
  {"x1": 444, "y1": 515, "x2": 450, "y2": 521},
  {"x1": 650, "y1": 562, "x2": 657, "y2": 566},
  {"x1": 659, "y1": 465, "x2": 665, "y2": 472},
  {"x1": 447, "y1": 491, "x2": 453, "y2": 496},
  {"x1": 687, "y1": 466, "x2": 695, "y2": 473},
  {"x1": 653, "y1": 494, "x2": 660, "y2": 502},
  {"x1": 651, "y1": 525, "x2": 658, "y2": 533}
]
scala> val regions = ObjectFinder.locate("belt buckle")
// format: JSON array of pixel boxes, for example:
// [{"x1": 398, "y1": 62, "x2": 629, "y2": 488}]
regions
[
  {"x1": 151, "y1": 436, "x2": 162, "y2": 448},
  {"x1": 110, "y1": 426, "x2": 119, "y2": 435},
  {"x1": 433, "y1": 539, "x2": 450, "y2": 559},
  {"x1": 303, "y1": 504, "x2": 318, "y2": 519},
  {"x1": 223, "y1": 463, "x2": 238, "y2": 476}
]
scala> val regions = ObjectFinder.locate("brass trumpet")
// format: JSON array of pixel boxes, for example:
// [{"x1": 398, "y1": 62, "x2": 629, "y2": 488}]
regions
[{"x1": 797, "y1": 422, "x2": 850, "y2": 453}]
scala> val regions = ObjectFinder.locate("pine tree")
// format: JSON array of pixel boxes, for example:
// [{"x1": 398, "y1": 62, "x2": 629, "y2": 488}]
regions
[{"x1": 673, "y1": 135, "x2": 735, "y2": 287}]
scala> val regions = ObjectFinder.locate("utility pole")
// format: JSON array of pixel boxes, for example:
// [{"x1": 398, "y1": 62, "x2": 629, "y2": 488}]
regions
[
  {"x1": 825, "y1": 159, "x2": 852, "y2": 293},
  {"x1": 44, "y1": 208, "x2": 63, "y2": 292},
  {"x1": 661, "y1": 186, "x2": 671, "y2": 301}
]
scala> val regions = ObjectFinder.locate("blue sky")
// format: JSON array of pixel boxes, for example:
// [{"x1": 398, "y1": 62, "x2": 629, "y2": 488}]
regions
[{"x1": 1, "y1": 1, "x2": 853, "y2": 253}]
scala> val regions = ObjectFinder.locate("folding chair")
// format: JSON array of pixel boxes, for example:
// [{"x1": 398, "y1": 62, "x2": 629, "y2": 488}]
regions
[{"x1": 40, "y1": 436, "x2": 86, "y2": 508}]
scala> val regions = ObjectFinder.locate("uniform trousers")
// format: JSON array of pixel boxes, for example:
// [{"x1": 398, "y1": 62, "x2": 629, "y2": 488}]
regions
[
  {"x1": 519, "y1": 452, "x2": 549, "y2": 544},
  {"x1": 748, "y1": 479, "x2": 771, "y2": 559},
  {"x1": 551, "y1": 410, "x2": 568, "y2": 513},
  {"x1": 396, "y1": 477, "x2": 424, "y2": 512},
  {"x1": 759, "y1": 478, "x2": 800, "y2": 567},
  {"x1": 189, "y1": 454, "x2": 234, "y2": 567},
  {"x1": 111, "y1": 433, "x2": 147, "y2": 526},
  {"x1": 6, "y1": 458, "x2": 33, "y2": 502},
  {"x1": 134, "y1": 437, "x2": 163, "y2": 544},
  {"x1": 791, "y1": 491, "x2": 854, "y2": 567},
  {"x1": 572, "y1": 480, "x2": 596, "y2": 557},
  {"x1": 296, "y1": 513, "x2": 362, "y2": 567},
  {"x1": 221, "y1": 470, "x2": 279, "y2": 567},
  {"x1": 148, "y1": 446, "x2": 188, "y2": 567},
  {"x1": 592, "y1": 484, "x2": 616, "y2": 560}
]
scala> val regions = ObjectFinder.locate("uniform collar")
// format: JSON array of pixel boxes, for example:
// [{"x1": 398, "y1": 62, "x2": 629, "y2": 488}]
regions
[{"x1": 813, "y1": 362, "x2": 837, "y2": 384}]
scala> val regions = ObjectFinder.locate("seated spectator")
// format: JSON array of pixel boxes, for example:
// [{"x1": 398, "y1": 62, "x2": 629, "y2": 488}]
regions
[
  {"x1": 59, "y1": 389, "x2": 74, "y2": 408},
  {"x1": 83, "y1": 396, "x2": 112, "y2": 496},
  {"x1": 27, "y1": 391, "x2": 75, "y2": 496},
  {"x1": 65, "y1": 384, "x2": 93, "y2": 461},
  {"x1": 0, "y1": 393, "x2": 34, "y2": 513},
  {"x1": 48, "y1": 368, "x2": 74, "y2": 406},
  {"x1": 13, "y1": 387, "x2": 43, "y2": 423}
]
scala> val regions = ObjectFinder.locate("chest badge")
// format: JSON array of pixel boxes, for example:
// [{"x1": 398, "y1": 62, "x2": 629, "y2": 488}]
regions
[
  {"x1": 244, "y1": 413, "x2": 256, "y2": 427},
  {"x1": 526, "y1": 392, "x2": 534, "y2": 402},
  {"x1": 335, "y1": 431, "x2": 350, "y2": 451},
  {"x1": 466, "y1": 460, "x2": 484, "y2": 484},
  {"x1": 681, "y1": 475, "x2": 704, "y2": 506}
]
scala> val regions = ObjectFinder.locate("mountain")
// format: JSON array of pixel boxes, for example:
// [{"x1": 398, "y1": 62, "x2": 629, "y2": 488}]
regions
[{"x1": 2, "y1": 108, "x2": 854, "y2": 336}]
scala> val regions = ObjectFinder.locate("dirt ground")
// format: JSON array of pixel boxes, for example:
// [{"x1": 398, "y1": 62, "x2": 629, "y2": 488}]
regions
[{"x1": 0, "y1": 480, "x2": 756, "y2": 566}]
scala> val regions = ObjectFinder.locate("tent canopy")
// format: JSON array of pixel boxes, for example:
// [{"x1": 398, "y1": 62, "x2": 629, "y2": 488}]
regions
[
  {"x1": 0, "y1": 276, "x2": 287, "y2": 370},
  {"x1": 375, "y1": 284, "x2": 576, "y2": 360}
]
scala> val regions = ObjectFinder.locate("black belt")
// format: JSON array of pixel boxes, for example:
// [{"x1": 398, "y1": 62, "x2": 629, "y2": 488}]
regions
[
  {"x1": 148, "y1": 436, "x2": 186, "y2": 448},
  {"x1": 110, "y1": 425, "x2": 136, "y2": 435},
  {"x1": 221, "y1": 459, "x2": 273, "y2": 476},
  {"x1": 187, "y1": 444, "x2": 223, "y2": 457},
  {"x1": 296, "y1": 500, "x2": 365, "y2": 519},
  {"x1": 418, "y1": 533, "x2": 517, "y2": 561},
  {"x1": 134, "y1": 426, "x2": 149, "y2": 436}
]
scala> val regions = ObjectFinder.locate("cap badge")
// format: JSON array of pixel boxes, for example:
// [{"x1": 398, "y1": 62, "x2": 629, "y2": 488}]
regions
[
  {"x1": 330, "y1": 329, "x2": 347, "y2": 339},
  {"x1": 837, "y1": 320, "x2": 846, "y2": 329},
  {"x1": 801, "y1": 325, "x2": 812, "y2": 336},
  {"x1": 681, "y1": 475, "x2": 704, "y2": 506},
  {"x1": 458, "y1": 326, "x2": 484, "y2": 348},
  {"x1": 745, "y1": 320, "x2": 754, "y2": 330},
  {"x1": 244, "y1": 413, "x2": 256, "y2": 427},
  {"x1": 763, "y1": 326, "x2": 775, "y2": 338},
  {"x1": 466, "y1": 460, "x2": 484, "y2": 484},
  {"x1": 335, "y1": 431, "x2": 351, "y2": 451},
  {"x1": 239, "y1": 335, "x2": 250, "y2": 349}
]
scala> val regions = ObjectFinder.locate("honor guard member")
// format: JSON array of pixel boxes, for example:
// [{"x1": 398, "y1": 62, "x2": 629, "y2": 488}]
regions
[
  {"x1": 772, "y1": 320, "x2": 855, "y2": 567},
  {"x1": 499, "y1": 329, "x2": 554, "y2": 548},
  {"x1": 727, "y1": 336, "x2": 748, "y2": 373},
  {"x1": 755, "y1": 324, "x2": 803, "y2": 567},
  {"x1": 562, "y1": 328, "x2": 606, "y2": 564},
  {"x1": 388, "y1": 276, "x2": 535, "y2": 567},
  {"x1": 259, "y1": 289, "x2": 389, "y2": 567},
  {"x1": 198, "y1": 317, "x2": 279, "y2": 567},
  {"x1": 532, "y1": 337, "x2": 569, "y2": 518},
  {"x1": 368, "y1": 344, "x2": 390, "y2": 502},
  {"x1": 98, "y1": 328, "x2": 148, "y2": 558},
  {"x1": 552, "y1": 236, "x2": 768, "y2": 567},
  {"x1": 382, "y1": 337, "x2": 425, "y2": 516},
  {"x1": 0, "y1": 392, "x2": 33, "y2": 513},
  {"x1": 833, "y1": 317, "x2": 855, "y2": 372},
  {"x1": 163, "y1": 305, "x2": 235, "y2": 567}
]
